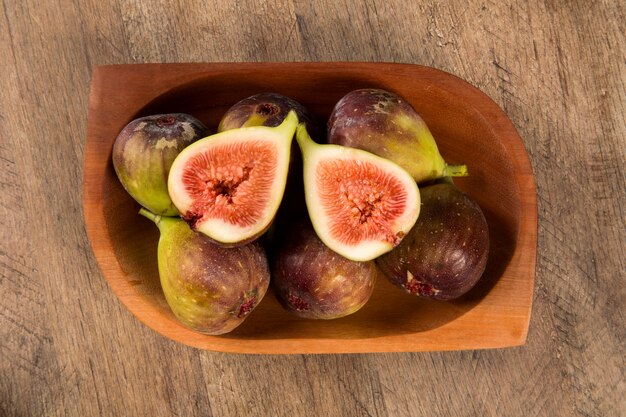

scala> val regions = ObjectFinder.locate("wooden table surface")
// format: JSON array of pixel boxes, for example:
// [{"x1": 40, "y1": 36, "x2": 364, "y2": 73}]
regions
[{"x1": 1, "y1": 1, "x2": 624, "y2": 416}]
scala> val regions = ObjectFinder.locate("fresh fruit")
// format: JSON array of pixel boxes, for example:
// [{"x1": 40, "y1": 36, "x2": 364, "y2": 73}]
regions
[
  {"x1": 167, "y1": 111, "x2": 298, "y2": 246},
  {"x1": 296, "y1": 124, "x2": 420, "y2": 262},
  {"x1": 217, "y1": 92, "x2": 317, "y2": 218},
  {"x1": 112, "y1": 113, "x2": 210, "y2": 216},
  {"x1": 218, "y1": 92, "x2": 321, "y2": 139},
  {"x1": 377, "y1": 183, "x2": 489, "y2": 300},
  {"x1": 328, "y1": 88, "x2": 467, "y2": 183},
  {"x1": 139, "y1": 208, "x2": 269, "y2": 335},
  {"x1": 272, "y1": 218, "x2": 377, "y2": 319}
]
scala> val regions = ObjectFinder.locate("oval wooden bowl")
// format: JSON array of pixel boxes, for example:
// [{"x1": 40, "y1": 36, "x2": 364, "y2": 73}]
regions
[{"x1": 83, "y1": 62, "x2": 537, "y2": 353}]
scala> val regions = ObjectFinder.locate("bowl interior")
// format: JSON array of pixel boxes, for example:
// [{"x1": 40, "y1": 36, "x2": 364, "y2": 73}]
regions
[{"x1": 86, "y1": 63, "x2": 534, "y2": 352}]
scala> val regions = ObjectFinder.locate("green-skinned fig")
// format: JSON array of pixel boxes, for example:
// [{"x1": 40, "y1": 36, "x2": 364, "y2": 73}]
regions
[
  {"x1": 168, "y1": 111, "x2": 298, "y2": 246},
  {"x1": 328, "y1": 88, "x2": 467, "y2": 183},
  {"x1": 377, "y1": 183, "x2": 489, "y2": 300},
  {"x1": 272, "y1": 218, "x2": 376, "y2": 319},
  {"x1": 296, "y1": 124, "x2": 420, "y2": 262},
  {"x1": 140, "y1": 208, "x2": 269, "y2": 334},
  {"x1": 113, "y1": 113, "x2": 210, "y2": 216}
]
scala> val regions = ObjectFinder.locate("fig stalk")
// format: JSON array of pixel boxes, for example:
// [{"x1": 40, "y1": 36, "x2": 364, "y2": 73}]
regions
[
  {"x1": 139, "y1": 208, "x2": 165, "y2": 230},
  {"x1": 443, "y1": 164, "x2": 468, "y2": 177}
]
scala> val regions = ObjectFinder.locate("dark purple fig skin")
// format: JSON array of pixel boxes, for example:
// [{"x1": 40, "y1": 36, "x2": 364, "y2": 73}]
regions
[
  {"x1": 271, "y1": 219, "x2": 377, "y2": 319},
  {"x1": 217, "y1": 92, "x2": 321, "y2": 140},
  {"x1": 142, "y1": 211, "x2": 270, "y2": 335},
  {"x1": 377, "y1": 184, "x2": 489, "y2": 300},
  {"x1": 113, "y1": 113, "x2": 210, "y2": 216}
]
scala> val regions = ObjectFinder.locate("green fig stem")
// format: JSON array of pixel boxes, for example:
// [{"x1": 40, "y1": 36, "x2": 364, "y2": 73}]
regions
[
  {"x1": 444, "y1": 164, "x2": 469, "y2": 177},
  {"x1": 139, "y1": 208, "x2": 162, "y2": 227},
  {"x1": 295, "y1": 123, "x2": 316, "y2": 154}
]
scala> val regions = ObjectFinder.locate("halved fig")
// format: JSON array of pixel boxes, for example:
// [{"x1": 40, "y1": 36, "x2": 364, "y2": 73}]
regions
[
  {"x1": 167, "y1": 111, "x2": 298, "y2": 245},
  {"x1": 296, "y1": 124, "x2": 420, "y2": 262},
  {"x1": 217, "y1": 92, "x2": 318, "y2": 221}
]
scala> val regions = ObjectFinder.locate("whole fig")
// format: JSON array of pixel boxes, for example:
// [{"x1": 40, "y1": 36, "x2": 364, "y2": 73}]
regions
[
  {"x1": 377, "y1": 183, "x2": 489, "y2": 300},
  {"x1": 272, "y1": 218, "x2": 377, "y2": 319},
  {"x1": 113, "y1": 113, "x2": 210, "y2": 216},
  {"x1": 328, "y1": 89, "x2": 467, "y2": 184},
  {"x1": 218, "y1": 92, "x2": 320, "y2": 139},
  {"x1": 139, "y1": 208, "x2": 269, "y2": 334}
]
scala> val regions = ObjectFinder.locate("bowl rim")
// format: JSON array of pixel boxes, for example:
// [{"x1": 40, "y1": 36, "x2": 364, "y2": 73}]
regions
[{"x1": 82, "y1": 62, "x2": 537, "y2": 354}]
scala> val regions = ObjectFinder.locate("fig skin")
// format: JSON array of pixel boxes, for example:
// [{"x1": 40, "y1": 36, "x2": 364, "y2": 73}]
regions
[
  {"x1": 113, "y1": 113, "x2": 210, "y2": 216},
  {"x1": 272, "y1": 219, "x2": 377, "y2": 319},
  {"x1": 377, "y1": 183, "x2": 489, "y2": 300},
  {"x1": 140, "y1": 209, "x2": 269, "y2": 335},
  {"x1": 328, "y1": 88, "x2": 466, "y2": 184},
  {"x1": 218, "y1": 92, "x2": 321, "y2": 139}
]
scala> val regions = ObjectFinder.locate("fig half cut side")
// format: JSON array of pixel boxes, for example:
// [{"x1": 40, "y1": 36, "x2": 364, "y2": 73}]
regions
[
  {"x1": 168, "y1": 111, "x2": 298, "y2": 246},
  {"x1": 296, "y1": 124, "x2": 420, "y2": 262}
]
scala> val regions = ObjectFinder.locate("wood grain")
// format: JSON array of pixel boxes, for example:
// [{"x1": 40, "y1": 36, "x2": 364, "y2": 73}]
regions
[{"x1": 0, "y1": 0, "x2": 624, "y2": 416}]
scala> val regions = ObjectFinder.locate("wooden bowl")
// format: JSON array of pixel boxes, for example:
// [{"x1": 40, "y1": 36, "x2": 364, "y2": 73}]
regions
[{"x1": 83, "y1": 63, "x2": 537, "y2": 353}]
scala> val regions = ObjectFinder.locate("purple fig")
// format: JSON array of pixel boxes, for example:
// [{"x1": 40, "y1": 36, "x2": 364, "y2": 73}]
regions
[
  {"x1": 139, "y1": 209, "x2": 269, "y2": 335},
  {"x1": 377, "y1": 183, "x2": 489, "y2": 300},
  {"x1": 272, "y1": 219, "x2": 377, "y2": 319},
  {"x1": 328, "y1": 88, "x2": 467, "y2": 183},
  {"x1": 217, "y1": 92, "x2": 320, "y2": 139}
]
